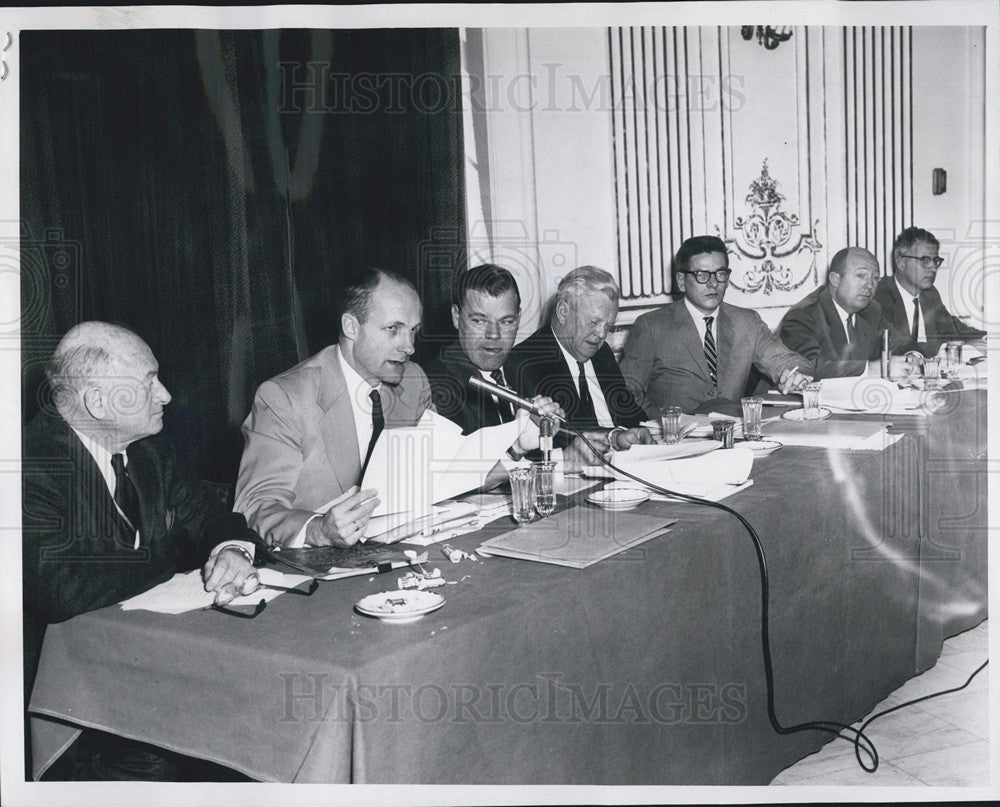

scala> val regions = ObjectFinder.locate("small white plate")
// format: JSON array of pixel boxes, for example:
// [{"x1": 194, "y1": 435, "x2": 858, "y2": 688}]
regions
[
  {"x1": 739, "y1": 439, "x2": 783, "y2": 457},
  {"x1": 586, "y1": 487, "x2": 651, "y2": 511},
  {"x1": 781, "y1": 407, "x2": 832, "y2": 421},
  {"x1": 355, "y1": 589, "x2": 445, "y2": 623}
]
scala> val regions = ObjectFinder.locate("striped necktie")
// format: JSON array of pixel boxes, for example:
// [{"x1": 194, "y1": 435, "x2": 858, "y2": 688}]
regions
[
  {"x1": 703, "y1": 316, "x2": 718, "y2": 386},
  {"x1": 489, "y1": 368, "x2": 515, "y2": 422},
  {"x1": 110, "y1": 452, "x2": 142, "y2": 542}
]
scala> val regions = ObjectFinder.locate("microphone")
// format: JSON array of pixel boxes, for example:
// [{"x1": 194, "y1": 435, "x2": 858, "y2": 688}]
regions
[{"x1": 468, "y1": 375, "x2": 567, "y2": 424}]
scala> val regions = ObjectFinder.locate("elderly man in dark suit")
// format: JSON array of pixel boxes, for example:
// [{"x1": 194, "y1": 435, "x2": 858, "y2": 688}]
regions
[
  {"x1": 780, "y1": 247, "x2": 919, "y2": 378},
  {"x1": 504, "y1": 265, "x2": 652, "y2": 449},
  {"x1": 23, "y1": 322, "x2": 263, "y2": 780},
  {"x1": 424, "y1": 263, "x2": 613, "y2": 466},
  {"x1": 620, "y1": 235, "x2": 811, "y2": 416},
  {"x1": 874, "y1": 226, "x2": 986, "y2": 356}
]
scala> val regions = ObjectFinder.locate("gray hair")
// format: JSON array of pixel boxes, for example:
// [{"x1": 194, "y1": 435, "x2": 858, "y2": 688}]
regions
[
  {"x1": 46, "y1": 322, "x2": 141, "y2": 400},
  {"x1": 555, "y1": 265, "x2": 620, "y2": 307}
]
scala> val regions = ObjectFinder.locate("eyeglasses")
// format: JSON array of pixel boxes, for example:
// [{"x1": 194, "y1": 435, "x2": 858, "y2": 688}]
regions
[
  {"x1": 898, "y1": 254, "x2": 944, "y2": 269},
  {"x1": 682, "y1": 269, "x2": 732, "y2": 284}
]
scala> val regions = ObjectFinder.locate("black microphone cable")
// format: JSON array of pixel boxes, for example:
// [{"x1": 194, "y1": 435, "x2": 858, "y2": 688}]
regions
[{"x1": 561, "y1": 423, "x2": 892, "y2": 768}]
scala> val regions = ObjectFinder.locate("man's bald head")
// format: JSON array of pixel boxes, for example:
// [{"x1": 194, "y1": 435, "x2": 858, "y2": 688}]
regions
[
  {"x1": 47, "y1": 322, "x2": 171, "y2": 449},
  {"x1": 827, "y1": 248, "x2": 880, "y2": 314}
]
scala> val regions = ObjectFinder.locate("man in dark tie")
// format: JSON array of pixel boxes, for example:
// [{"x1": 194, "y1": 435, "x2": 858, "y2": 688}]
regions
[
  {"x1": 779, "y1": 247, "x2": 919, "y2": 378},
  {"x1": 873, "y1": 226, "x2": 986, "y2": 356},
  {"x1": 620, "y1": 235, "x2": 811, "y2": 416},
  {"x1": 22, "y1": 322, "x2": 264, "y2": 779},
  {"x1": 504, "y1": 265, "x2": 652, "y2": 448},
  {"x1": 424, "y1": 263, "x2": 613, "y2": 466},
  {"x1": 235, "y1": 268, "x2": 432, "y2": 550}
]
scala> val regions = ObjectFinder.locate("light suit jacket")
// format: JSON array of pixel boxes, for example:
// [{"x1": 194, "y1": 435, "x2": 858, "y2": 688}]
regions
[{"x1": 234, "y1": 344, "x2": 431, "y2": 548}]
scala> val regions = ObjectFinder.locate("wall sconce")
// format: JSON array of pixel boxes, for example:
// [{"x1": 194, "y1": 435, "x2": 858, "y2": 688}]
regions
[{"x1": 741, "y1": 26, "x2": 794, "y2": 50}]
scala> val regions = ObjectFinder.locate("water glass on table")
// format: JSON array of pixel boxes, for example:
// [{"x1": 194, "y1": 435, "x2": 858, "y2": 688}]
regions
[
  {"x1": 922, "y1": 356, "x2": 941, "y2": 389},
  {"x1": 802, "y1": 382, "x2": 822, "y2": 419},
  {"x1": 740, "y1": 396, "x2": 763, "y2": 441},
  {"x1": 711, "y1": 420, "x2": 735, "y2": 448},
  {"x1": 509, "y1": 467, "x2": 535, "y2": 524},
  {"x1": 944, "y1": 342, "x2": 962, "y2": 377},
  {"x1": 532, "y1": 461, "x2": 556, "y2": 518},
  {"x1": 659, "y1": 406, "x2": 684, "y2": 444}
]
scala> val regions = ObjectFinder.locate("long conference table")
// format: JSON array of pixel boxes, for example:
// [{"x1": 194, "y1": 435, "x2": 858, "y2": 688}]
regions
[{"x1": 28, "y1": 389, "x2": 988, "y2": 784}]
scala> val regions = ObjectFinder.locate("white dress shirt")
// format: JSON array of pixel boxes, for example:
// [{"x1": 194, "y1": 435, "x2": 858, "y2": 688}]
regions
[
  {"x1": 72, "y1": 427, "x2": 252, "y2": 560},
  {"x1": 894, "y1": 277, "x2": 926, "y2": 342},
  {"x1": 337, "y1": 347, "x2": 384, "y2": 465},
  {"x1": 552, "y1": 334, "x2": 615, "y2": 428},
  {"x1": 684, "y1": 297, "x2": 719, "y2": 346}
]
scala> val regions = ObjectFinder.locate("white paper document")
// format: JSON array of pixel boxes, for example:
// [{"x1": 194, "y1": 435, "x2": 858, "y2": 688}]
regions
[
  {"x1": 119, "y1": 567, "x2": 313, "y2": 614},
  {"x1": 585, "y1": 446, "x2": 754, "y2": 498},
  {"x1": 358, "y1": 411, "x2": 521, "y2": 539}
]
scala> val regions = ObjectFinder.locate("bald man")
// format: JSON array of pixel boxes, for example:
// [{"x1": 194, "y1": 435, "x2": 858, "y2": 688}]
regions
[
  {"x1": 780, "y1": 248, "x2": 919, "y2": 378},
  {"x1": 23, "y1": 322, "x2": 265, "y2": 779}
]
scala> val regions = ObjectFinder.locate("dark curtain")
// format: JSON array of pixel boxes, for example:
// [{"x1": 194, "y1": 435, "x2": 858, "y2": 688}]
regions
[{"x1": 21, "y1": 28, "x2": 465, "y2": 482}]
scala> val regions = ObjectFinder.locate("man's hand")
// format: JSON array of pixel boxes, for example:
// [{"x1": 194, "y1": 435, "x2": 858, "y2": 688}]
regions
[
  {"x1": 778, "y1": 366, "x2": 812, "y2": 394},
  {"x1": 306, "y1": 485, "x2": 380, "y2": 548},
  {"x1": 609, "y1": 427, "x2": 654, "y2": 450},
  {"x1": 513, "y1": 396, "x2": 565, "y2": 453},
  {"x1": 561, "y1": 431, "x2": 612, "y2": 473},
  {"x1": 203, "y1": 546, "x2": 260, "y2": 606}
]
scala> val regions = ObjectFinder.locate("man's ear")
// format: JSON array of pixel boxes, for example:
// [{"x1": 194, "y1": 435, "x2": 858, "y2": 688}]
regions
[
  {"x1": 828, "y1": 272, "x2": 841, "y2": 292},
  {"x1": 341, "y1": 312, "x2": 359, "y2": 340},
  {"x1": 82, "y1": 385, "x2": 105, "y2": 420},
  {"x1": 674, "y1": 272, "x2": 687, "y2": 295},
  {"x1": 554, "y1": 299, "x2": 568, "y2": 324},
  {"x1": 450, "y1": 304, "x2": 461, "y2": 331}
]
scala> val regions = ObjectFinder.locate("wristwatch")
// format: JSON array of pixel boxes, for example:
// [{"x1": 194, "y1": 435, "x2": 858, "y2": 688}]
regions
[{"x1": 506, "y1": 445, "x2": 525, "y2": 462}]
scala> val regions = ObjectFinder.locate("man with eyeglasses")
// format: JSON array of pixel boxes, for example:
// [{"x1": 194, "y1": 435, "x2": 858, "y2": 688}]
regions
[
  {"x1": 621, "y1": 235, "x2": 811, "y2": 416},
  {"x1": 425, "y1": 263, "x2": 622, "y2": 466},
  {"x1": 874, "y1": 227, "x2": 986, "y2": 356}
]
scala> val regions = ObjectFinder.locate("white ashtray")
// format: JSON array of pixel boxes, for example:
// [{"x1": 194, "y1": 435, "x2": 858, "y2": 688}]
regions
[
  {"x1": 355, "y1": 589, "x2": 445, "y2": 623},
  {"x1": 739, "y1": 439, "x2": 783, "y2": 458},
  {"x1": 586, "y1": 485, "x2": 651, "y2": 511},
  {"x1": 781, "y1": 407, "x2": 832, "y2": 421}
]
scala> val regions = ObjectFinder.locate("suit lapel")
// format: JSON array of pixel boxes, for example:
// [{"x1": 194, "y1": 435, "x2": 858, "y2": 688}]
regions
[
  {"x1": 884, "y1": 278, "x2": 909, "y2": 332},
  {"x1": 852, "y1": 311, "x2": 875, "y2": 359},
  {"x1": 715, "y1": 306, "x2": 734, "y2": 388},
  {"x1": 819, "y1": 291, "x2": 849, "y2": 355},
  {"x1": 318, "y1": 346, "x2": 362, "y2": 493}
]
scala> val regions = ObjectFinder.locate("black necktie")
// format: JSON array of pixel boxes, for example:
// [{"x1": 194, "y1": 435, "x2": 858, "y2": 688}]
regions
[
  {"x1": 910, "y1": 297, "x2": 920, "y2": 341},
  {"x1": 703, "y1": 316, "x2": 718, "y2": 386},
  {"x1": 846, "y1": 313, "x2": 856, "y2": 344},
  {"x1": 575, "y1": 362, "x2": 599, "y2": 428},
  {"x1": 490, "y1": 368, "x2": 515, "y2": 422},
  {"x1": 361, "y1": 389, "x2": 384, "y2": 479},
  {"x1": 110, "y1": 452, "x2": 142, "y2": 540}
]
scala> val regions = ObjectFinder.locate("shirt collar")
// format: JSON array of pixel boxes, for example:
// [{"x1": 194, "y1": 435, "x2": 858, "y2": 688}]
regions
[
  {"x1": 894, "y1": 275, "x2": 919, "y2": 302},
  {"x1": 831, "y1": 295, "x2": 853, "y2": 328},
  {"x1": 684, "y1": 296, "x2": 720, "y2": 328},
  {"x1": 337, "y1": 346, "x2": 381, "y2": 404},
  {"x1": 552, "y1": 328, "x2": 593, "y2": 372}
]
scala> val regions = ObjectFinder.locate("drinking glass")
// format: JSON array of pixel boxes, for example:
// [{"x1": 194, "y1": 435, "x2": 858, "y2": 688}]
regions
[
  {"x1": 802, "y1": 382, "x2": 822, "y2": 419},
  {"x1": 509, "y1": 468, "x2": 535, "y2": 524},
  {"x1": 532, "y1": 461, "x2": 556, "y2": 518},
  {"x1": 740, "y1": 396, "x2": 763, "y2": 441},
  {"x1": 711, "y1": 420, "x2": 735, "y2": 448},
  {"x1": 944, "y1": 342, "x2": 962, "y2": 377},
  {"x1": 922, "y1": 356, "x2": 941, "y2": 389},
  {"x1": 659, "y1": 406, "x2": 683, "y2": 444}
]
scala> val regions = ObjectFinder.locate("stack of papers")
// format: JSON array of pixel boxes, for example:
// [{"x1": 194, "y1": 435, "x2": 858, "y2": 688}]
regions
[
  {"x1": 762, "y1": 418, "x2": 903, "y2": 451},
  {"x1": 819, "y1": 377, "x2": 921, "y2": 414},
  {"x1": 584, "y1": 446, "x2": 755, "y2": 501},
  {"x1": 119, "y1": 568, "x2": 313, "y2": 613}
]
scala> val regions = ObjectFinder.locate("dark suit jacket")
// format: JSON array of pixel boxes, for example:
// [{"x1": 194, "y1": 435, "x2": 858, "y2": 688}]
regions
[
  {"x1": 22, "y1": 409, "x2": 263, "y2": 702},
  {"x1": 620, "y1": 301, "x2": 808, "y2": 416},
  {"x1": 424, "y1": 341, "x2": 513, "y2": 435},
  {"x1": 504, "y1": 325, "x2": 646, "y2": 429},
  {"x1": 779, "y1": 286, "x2": 918, "y2": 379},
  {"x1": 874, "y1": 275, "x2": 985, "y2": 356}
]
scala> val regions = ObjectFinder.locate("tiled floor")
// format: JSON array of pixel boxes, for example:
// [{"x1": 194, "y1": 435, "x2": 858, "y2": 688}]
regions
[{"x1": 771, "y1": 620, "x2": 990, "y2": 786}]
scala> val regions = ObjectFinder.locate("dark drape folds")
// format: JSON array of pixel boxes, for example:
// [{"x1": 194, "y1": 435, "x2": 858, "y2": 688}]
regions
[{"x1": 21, "y1": 28, "x2": 465, "y2": 481}]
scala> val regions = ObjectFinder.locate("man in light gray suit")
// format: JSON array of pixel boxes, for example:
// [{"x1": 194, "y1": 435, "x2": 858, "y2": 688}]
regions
[
  {"x1": 235, "y1": 268, "x2": 431, "y2": 550},
  {"x1": 620, "y1": 235, "x2": 812, "y2": 416}
]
